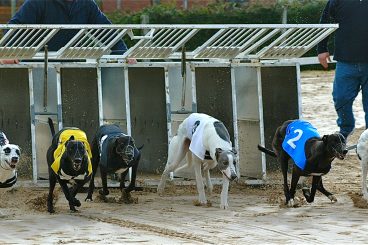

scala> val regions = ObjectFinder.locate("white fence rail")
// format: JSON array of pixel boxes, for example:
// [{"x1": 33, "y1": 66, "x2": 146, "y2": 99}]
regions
[{"x1": 0, "y1": 24, "x2": 338, "y2": 60}]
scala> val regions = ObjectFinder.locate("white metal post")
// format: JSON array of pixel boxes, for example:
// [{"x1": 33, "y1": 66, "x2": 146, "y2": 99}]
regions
[{"x1": 29, "y1": 68, "x2": 38, "y2": 183}]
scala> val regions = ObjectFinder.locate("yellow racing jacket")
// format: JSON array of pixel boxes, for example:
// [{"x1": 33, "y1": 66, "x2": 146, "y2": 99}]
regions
[{"x1": 51, "y1": 129, "x2": 92, "y2": 176}]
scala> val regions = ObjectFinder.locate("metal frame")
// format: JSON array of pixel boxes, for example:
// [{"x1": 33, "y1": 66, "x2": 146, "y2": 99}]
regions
[
  {"x1": 0, "y1": 24, "x2": 338, "y2": 184},
  {"x1": 0, "y1": 24, "x2": 338, "y2": 60}
]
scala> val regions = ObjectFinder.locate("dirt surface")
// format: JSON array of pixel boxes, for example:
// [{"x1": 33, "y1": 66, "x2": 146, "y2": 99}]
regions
[{"x1": 1, "y1": 70, "x2": 368, "y2": 244}]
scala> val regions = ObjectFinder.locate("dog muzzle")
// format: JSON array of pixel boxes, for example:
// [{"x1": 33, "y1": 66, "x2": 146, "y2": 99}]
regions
[
  {"x1": 73, "y1": 158, "x2": 82, "y2": 171},
  {"x1": 220, "y1": 166, "x2": 238, "y2": 181},
  {"x1": 118, "y1": 145, "x2": 135, "y2": 164}
]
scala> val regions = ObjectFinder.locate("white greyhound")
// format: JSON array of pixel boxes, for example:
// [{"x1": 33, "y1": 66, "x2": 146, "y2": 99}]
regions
[
  {"x1": 157, "y1": 113, "x2": 238, "y2": 209},
  {"x1": 357, "y1": 129, "x2": 368, "y2": 200}
]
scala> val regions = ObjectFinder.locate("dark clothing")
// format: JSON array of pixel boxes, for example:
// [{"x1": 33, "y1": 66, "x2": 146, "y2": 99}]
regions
[
  {"x1": 317, "y1": 0, "x2": 368, "y2": 62},
  {"x1": 9, "y1": 0, "x2": 127, "y2": 55}
]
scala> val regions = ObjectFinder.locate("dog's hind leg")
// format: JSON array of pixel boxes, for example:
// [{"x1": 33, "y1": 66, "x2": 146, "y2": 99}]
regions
[
  {"x1": 317, "y1": 178, "x2": 337, "y2": 203},
  {"x1": 98, "y1": 169, "x2": 110, "y2": 199},
  {"x1": 157, "y1": 136, "x2": 189, "y2": 194},
  {"x1": 47, "y1": 173, "x2": 57, "y2": 213},
  {"x1": 193, "y1": 156, "x2": 207, "y2": 205}
]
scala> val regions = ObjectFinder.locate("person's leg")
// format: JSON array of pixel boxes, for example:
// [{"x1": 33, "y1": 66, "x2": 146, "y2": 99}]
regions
[
  {"x1": 359, "y1": 63, "x2": 368, "y2": 129},
  {"x1": 333, "y1": 62, "x2": 360, "y2": 138}
]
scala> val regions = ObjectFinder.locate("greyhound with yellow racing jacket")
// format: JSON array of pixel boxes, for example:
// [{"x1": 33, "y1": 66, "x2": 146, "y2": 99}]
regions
[{"x1": 46, "y1": 118, "x2": 92, "y2": 213}]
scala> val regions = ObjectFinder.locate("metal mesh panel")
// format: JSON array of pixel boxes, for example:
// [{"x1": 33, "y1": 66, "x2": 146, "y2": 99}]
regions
[{"x1": 0, "y1": 24, "x2": 338, "y2": 60}]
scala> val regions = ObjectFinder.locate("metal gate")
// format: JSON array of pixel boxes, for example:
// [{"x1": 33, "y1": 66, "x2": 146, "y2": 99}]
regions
[{"x1": 0, "y1": 24, "x2": 338, "y2": 183}]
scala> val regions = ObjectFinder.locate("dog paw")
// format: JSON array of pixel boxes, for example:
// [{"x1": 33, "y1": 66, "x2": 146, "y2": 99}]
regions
[
  {"x1": 85, "y1": 196, "x2": 93, "y2": 202},
  {"x1": 157, "y1": 185, "x2": 165, "y2": 196},
  {"x1": 99, "y1": 189, "x2": 109, "y2": 196},
  {"x1": 119, "y1": 191, "x2": 138, "y2": 204},
  {"x1": 363, "y1": 194, "x2": 368, "y2": 201},
  {"x1": 287, "y1": 199, "x2": 295, "y2": 208},
  {"x1": 48, "y1": 208, "x2": 55, "y2": 214},
  {"x1": 220, "y1": 203, "x2": 229, "y2": 209},
  {"x1": 69, "y1": 206, "x2": 78, "y2": 212},
  {"x1": 72, "y1": 198, "x2": 81, "y2": 207},
  {"x1": 193, "y1": 199, "x2": 207, "y2": 206},
  {"x1": 328, "y1": 195, "x2": 337, "y2": 203}
]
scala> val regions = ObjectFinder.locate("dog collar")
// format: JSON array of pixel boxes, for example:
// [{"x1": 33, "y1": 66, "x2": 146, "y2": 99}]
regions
[
  {"x1": 0, "y1": 173, "x2": 17, "y2": 188},
  {"x1": 59, "y1": 169, "x2": 87, "y2": 181}
]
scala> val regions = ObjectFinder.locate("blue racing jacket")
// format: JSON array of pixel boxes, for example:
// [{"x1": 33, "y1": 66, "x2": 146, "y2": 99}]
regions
[
  {"x1": 282, "y1": 120, "x2": 320, "y2": 170},
  {"x1": 8, "y1": 0, "x2": 127, "y2": 55}
]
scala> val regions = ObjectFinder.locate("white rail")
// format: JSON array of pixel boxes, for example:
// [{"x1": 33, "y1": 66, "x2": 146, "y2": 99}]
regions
[{"x1": 0, "y1": 24, "x2": 338, "y2": 60}]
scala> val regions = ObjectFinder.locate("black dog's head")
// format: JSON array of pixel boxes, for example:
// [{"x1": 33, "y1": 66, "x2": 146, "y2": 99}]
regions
[
  {"x1": 114, "y1": 135, "x2": 139, "y2": 165},
  {"x1": 322, "y1": 133, "x2": 347, "y2": 160},
  {"x1": 64, "y1": 136, "x2": 87, "y2": 172}
]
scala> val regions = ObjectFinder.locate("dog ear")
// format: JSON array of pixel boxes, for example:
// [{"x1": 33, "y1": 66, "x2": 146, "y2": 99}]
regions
[{"x1": 322, "y1": 135, "x2": 328, "y2": 144}]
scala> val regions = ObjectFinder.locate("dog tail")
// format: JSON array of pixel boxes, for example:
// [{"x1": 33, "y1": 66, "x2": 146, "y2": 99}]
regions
[
  {"x1": 48, "y1": 117, "x2": 56, "y2": 137},
  {"x1": 257, "y1": 144, "x2": 277, "y2": 157}
]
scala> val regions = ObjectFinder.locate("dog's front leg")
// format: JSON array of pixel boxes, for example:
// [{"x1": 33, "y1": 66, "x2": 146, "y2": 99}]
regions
[
  {"x1": 317, "y1": 178, "x2": 337, "y2": 203},
  {"x1": 304, "y1": 176, "x2": 321, "y2": 203},
  {"x1": 193, "y1": 158, "x2": 207, "y2": 205},
  {"x1": 288, "y1": 168, "x2": 300, "y2": 208},
  {"x1": 362, "y1": 159, "x2": 368, "y2": 200},
  {"x1": 59, "y1": 180, "x2": 78, "y2": 212},
  {"x1": 69, "y1": 181, "x2": 85, "y2": 207},
  {"x1": 121, "y1": 164, "x2": 138, "y2": 204},
  {"x1": 220, "y1": 174, "x2": 230, "y2": 209}
]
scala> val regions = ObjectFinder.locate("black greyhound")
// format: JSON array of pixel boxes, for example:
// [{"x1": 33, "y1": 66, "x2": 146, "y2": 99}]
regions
[
  {"x1": 46, "y1": 118, "x2": 92, "y2": 213},
  {"x1": 86, "y1": 124, "x2": 142, "y2": 203},
  {"x1": 258, "y1": 119, "x2": 347, "y2": 207}
]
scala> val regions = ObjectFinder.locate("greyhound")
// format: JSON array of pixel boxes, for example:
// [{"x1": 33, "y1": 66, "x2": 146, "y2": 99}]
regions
[
  {"x1": 157, "y1": 113, "x2": 238, "y2": 209},
  {"x1": 258, "y1": 119, "x2": 347, "y2": 207}
]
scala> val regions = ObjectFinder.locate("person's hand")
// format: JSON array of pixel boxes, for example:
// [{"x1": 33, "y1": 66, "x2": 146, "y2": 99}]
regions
[
  {"x1": 127, "y1": 58, "x2": 137, "y2": 64},
  {"x1": 318, "y1": 52, "x2": 331, "y2": 69},
  {"x1": 0, "y1": 59, "x2": 19, "y2": 64}
]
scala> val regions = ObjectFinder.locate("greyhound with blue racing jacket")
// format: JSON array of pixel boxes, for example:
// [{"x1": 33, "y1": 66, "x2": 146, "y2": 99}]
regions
[
  {"x1": 157, "y1": 113, "x2": 238, "y2": 209},
  {"x1": 258, "y1": 119, "x2": 347, "y2": 207}
]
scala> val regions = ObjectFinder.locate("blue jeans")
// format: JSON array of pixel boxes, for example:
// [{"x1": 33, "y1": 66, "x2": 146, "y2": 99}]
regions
[{"x1": 333, "y1": 62, "x2": 368, "y2": 137}]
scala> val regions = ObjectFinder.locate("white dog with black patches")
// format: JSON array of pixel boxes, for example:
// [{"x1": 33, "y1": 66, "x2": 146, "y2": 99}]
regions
[
  {"x1": 157, "y1": 113, "x2": 238, "y2": 209},
  {"x1": 357, "y1": 129, "x2": 368, "y2": 200},
  {"x1": 0, "y1": 131, "x2": 20, "y2": 188}
]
